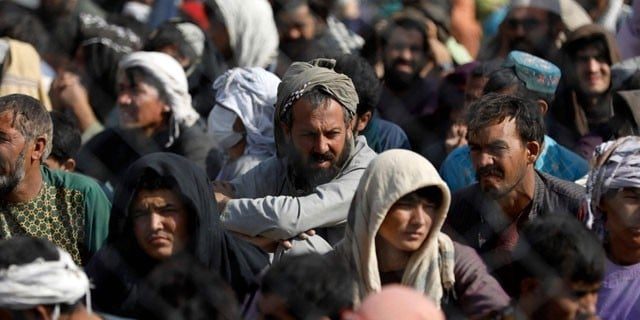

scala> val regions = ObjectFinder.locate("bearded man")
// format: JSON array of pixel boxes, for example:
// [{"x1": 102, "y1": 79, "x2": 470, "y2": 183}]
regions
[
  {"x1": 0, "y1": 94, "x2": 110, "y2": 265},
  {"x1": 213, "y1": 59, "x2": 376, "y2": 255}
]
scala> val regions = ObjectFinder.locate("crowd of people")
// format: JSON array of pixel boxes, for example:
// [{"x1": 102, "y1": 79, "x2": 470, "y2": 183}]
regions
[{"x1": 0, "y1": 0, "x2": 640, "y2": 319}]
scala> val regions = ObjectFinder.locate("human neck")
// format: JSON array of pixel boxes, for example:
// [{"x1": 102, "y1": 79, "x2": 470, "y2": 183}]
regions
[
  {"x1": 375, "y1": 236, "x2": 411, "y2": 272},
  {"x1": 496, "y1": 169, "x2": 536, "y2": 220},
  {"x1": 3, "y1": 164, "x2": 42, "y2": 203},
  {"x1": 607, "y1": 238, "x2": 640, "y2": 266}
]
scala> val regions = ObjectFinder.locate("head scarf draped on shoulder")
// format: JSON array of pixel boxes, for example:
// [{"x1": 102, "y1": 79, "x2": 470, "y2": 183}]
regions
[
  {"x1": 274, "y1": 58, "x2": 359, "y2": 157},
  {"x1": 585, "y1": 136, "x2": 640, "y2": 237},
  {"x1": 107, "y1": 152, "x2": 268, "y2": 299},
  {"x1": 118, "y1": 51, "x2": 200, "y2": 147},
  {"x1": 336, "y1": 149, "x2": 455, "y2": 306}
]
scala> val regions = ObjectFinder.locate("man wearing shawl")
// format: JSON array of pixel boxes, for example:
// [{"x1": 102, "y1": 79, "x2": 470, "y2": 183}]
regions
[
  {"x1": 0, "y1": 237, "x2": 98, "y2": 320},
  {"x1": 585, "y1": 136, "x2": 640, "y2": 319},
  {"x1": 214, "y1": 59, "x2": 376, "y2": 255},
  {"x1": 86, "y1": 153, "x2": 268, "y2": 317},
  {"x1": 78, "y1": 51, "x2": 216, "y2": 186}
]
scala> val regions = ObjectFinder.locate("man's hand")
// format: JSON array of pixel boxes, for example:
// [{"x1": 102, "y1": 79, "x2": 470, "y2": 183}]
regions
[
  {"x1": 49, "y1": 70, "x2": 98, "y2": 131},
  {"x1": 213, "y1": 180, "x2": 235, "y2": 212},
  {"x1": 444, "y1": 122, "x2": 468, "y2": 154},
  {"x1": 280, "y1": 229, "x2": 316, "y2": 250}
]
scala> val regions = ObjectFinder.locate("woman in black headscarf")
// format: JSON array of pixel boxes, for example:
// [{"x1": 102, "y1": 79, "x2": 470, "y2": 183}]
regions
[{"x1": 85, "y1": 152, "x2": 268, "y2": 317}]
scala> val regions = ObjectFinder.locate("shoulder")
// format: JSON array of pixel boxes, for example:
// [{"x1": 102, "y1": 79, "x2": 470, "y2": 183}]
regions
[
  {"x1": 349, "y1": 136, "x2": 378, "y2": 170},
  {"x1": 538, "y1": 171, "x2": 584, "y2": 201},
  {"x1": 42, "y1": 166, "x2": 107, "y2": 197}
]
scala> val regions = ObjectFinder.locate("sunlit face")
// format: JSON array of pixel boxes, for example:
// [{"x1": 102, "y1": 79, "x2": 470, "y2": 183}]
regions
[
  {"x1": 377, "y1": 191, "x2": 437, "y2": 252},
  {"x1": 283, "y1": 97, "x2": 353, "y2": 188},
  {"x1": 132, "y1": 189, "x2": 189, "y2": 261},
  {"x1": 117, "y1": 71, "x2": 169, "y2": 135},
  {"x1": 0, "y1": 111, "x2": 28, "y2": 194},
  {"x1": 574, "y1": 44, "x2": 611, "y2": 96},
  {"x1": 383, "y1": 26, "x2": 427, "y2": 89},
  {"x1": 469, "y1": 118, "x2": 535, "y2": 199},
  {"x1": 601, "y1": 188, "x2": 640, "y2": 251}
]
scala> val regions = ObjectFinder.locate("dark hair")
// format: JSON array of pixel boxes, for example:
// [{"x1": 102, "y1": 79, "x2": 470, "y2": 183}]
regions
[
  {"x1": 334, "y1": 54, "x2": 381, "y2": 116},
  {"x1": 261, "y1": 253, "x2": 354, "y2": 320},
  {"x1": 397, "y1": 186, "x2": 443, "y2": 209},
  {"x1": 280, "y1": 88, "x2": 354, "y2": 129},
  {"x1": 484, "y1": 67, "x2": 555, "y2": 104},
  {"x1": 380, "y1": 11, "x2": 431, "y2": 56},
  {"x1": 122, "y1": 67, "x2": 171, "y2": 107},
  {"x1": 138, "y1": 254, "x2": 240, "y2": 320},
  {"x1": 466, "y1": 93, "x2": 545, "y2": 146},
  {"x1": 49, "y1": 111, "x2": 81, "y2": 162},
  {"x1": 0, "y1": 236, "x2": 59, "y2": 268},
  {"x1": 144, "y1": 21, "x2": 199, "y2": 67},
  {"x1": 566, "y1": 35, "x2": 610, "y2": 64},
  {"x1": 0, "y1": 94, "x2": 53, "y2": 159},
  {"x1": 514, "y1": 215, "x2": 605, "y2": 285}
]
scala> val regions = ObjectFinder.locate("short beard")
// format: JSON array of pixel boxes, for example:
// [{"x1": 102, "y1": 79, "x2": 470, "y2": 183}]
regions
[
  {"x1": 384, "y1": 67, "x2": 419, "y2": 92},
  {"x1": 286, "y1": 134, "x2": 355, "y2": 190},
  {"x1": 0, "y1": 146, "x2": 26, "y2": 195}
]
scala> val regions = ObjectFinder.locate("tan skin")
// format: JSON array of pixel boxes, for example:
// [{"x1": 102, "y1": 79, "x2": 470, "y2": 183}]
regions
[
  {"x1": 600, "y1": 188, "x2": 640, "y2": 266},
  {"x1": 0, "y1": 304, "x2": 102, "y2": 320},
  {"x1": 214, "y1": 98, "x2": 351, "y2": 252},
  {"x1": 468, "y1": 118, "x2": 540, "y2": 219},
  {"x1": 0, "y1": 111, "x2": 47, "y2": 203}
]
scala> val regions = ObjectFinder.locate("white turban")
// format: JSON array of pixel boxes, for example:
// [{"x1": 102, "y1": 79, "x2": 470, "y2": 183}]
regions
[
  {"x1": 0, "y1": 247, "x2": 91, "y2": 313},
  {"x1": 118, "y1": 51, "x2": 200, "y2": 147}
]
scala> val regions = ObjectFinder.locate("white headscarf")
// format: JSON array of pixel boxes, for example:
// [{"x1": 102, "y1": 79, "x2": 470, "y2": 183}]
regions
[
  {"x1": 336, "y1": 150, "x2": 455, "y2": 306},
  {"x1": 585, "y1": 136, "x2": 640, "y2": 236},
  {"x1": 210, "y1": 67, "x2": 280, "y2": 157},
  {"x1": 211, "y1": 0, "x2": 279, "y2": 68},
  {"x1": 0, "y1": 247, "x2": 91, "y2": 314},
  {"x1": 118, "y1": 51, "x2": 200, "y2": 147}
]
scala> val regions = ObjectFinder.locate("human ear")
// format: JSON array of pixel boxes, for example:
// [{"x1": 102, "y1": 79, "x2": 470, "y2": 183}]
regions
[
  {"x1": 31, "y1": 136, "x2": 47, "y2": 162},
  {"x1": 356, "y1": 111, "x2": 372, "y2": 132},
  {"x1": 536, "y1": 100, "x2": 549, "y2": 116},
  {"x1": 525, "y1": 140, "x2": 541, "y2": 164},
  {"x1": 62, "y1": 158, "x2": 77, "y2": 172}
]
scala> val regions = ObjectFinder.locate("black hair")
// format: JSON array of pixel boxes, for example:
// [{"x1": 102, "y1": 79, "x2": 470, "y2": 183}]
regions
[
  {"x1": 397, "y1": 186, "x2": 444, "y2": 209},
  {"x1": 0, "y1": 94, "x2": 53, "y2": 159},
  {"x1": 334, "y1": 54, "x2": 381, "y2": 116},
  {"x1": 380, "y1": 10, "x2": 431, "y2": 55},
  {"x1": 0, "y1": 236, "x2": 59, "y2": 269},
  {"x1": 49, "y1": 111, "x2": 81, "y2": 163},
  {"x1": 144, "y1": 20, "x2": 199, "y2": 67},
  {"x1": 466, "y1": 93, "x2": 545, "y2": 146},
  {"x1": 484, "y1": 67, "x2": 555, "y2": 105},
  {"x1": 566, "y1": 35, "x2": 611, "y2": 64},
  {"x1": 261, "y1": 253, "x2": 354, "y2": 320},
  {"x1": 514, "y1": 215, "x2": 605, "y2": 286},
  {"x1": 137, "y1": 254, "x2": 240, "y2": 320}
]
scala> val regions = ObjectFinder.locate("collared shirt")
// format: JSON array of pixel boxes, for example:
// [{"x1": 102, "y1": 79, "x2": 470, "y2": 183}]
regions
[
  {"x1": 445, "y1": 170, "x2": 585, "y2": 295},
  {"x1": 440, "y1": 135, "x2": 589, "y2": 192}
]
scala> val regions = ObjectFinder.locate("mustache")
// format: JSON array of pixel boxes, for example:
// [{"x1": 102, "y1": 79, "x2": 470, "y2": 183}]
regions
[
  {"x1": 310, "y1": 152, "x2": 336, "y2": 163},
  {"x1": 476, "y1": 165, "x2": 504, "y2": 178}
]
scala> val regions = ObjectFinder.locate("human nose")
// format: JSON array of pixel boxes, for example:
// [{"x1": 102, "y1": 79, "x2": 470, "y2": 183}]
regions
[
  {"x1": 474, "y1": 150, "x2": 494, "y2": 168},
  {"x1": 587, "y1": 58, "x2": 600, "y2": 72},
  {"x1": 399, "y1": 46, "x2": 413, "y2": 61},
  {"x1": 578, "y1": 293, "x2": 598, "y2": 318},
  {"x1": 410, "y1": 205, "x2": 427, "y2": 225},
  {"x1": 288, "y1": 27, "x2": 302, "y2": 40},
  {"x1": 117, "y1": 90, "x2": 132, "y2": 106},
  {"x1": 314, "y1": 135, "x2": 330, "y2": 154},
  {"x1": 148, "y1": 212, "x2": 164, "y2": 232}
]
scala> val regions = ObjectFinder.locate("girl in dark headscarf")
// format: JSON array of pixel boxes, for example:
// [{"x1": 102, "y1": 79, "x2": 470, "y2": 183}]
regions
[{"x1": 85, "y1": 152, "x2": 268, "y2": 317}]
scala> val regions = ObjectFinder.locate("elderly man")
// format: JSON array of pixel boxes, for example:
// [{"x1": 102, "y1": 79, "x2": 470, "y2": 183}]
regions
[
  {"x1": 214, "y1": 59, "x2": 377, "y2": 254},
  {"x1": 551, "y1": 24, "x2": 621, "y2": 159},
  {"x1": 0, "y1": 237, "x2": 99, "y2": 320},
  {"x1": 445, "y1": 93, "x2": 585, "y2": 296},
  {"x1": 0, "y1": 94, "x2": 110, "y2": 265},
  {"x1": 78, "y1": 51, "x2": 216, "y2": 186},
  {"x1": 440, "y1": 51, "x2": 589, "y2": 192}
]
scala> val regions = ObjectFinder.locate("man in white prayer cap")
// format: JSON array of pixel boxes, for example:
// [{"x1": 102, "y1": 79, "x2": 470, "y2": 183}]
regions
[{"x1": 0, "y1": 236, "x2": 99, "y2": 320}]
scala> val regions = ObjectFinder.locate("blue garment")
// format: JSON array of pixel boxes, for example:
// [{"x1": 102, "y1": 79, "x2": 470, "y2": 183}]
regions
[
  {"x1": 361, "y1": 117, "x2": 411, "y2": 153},
  {"x1": 440, "y1": 135, "x2": 589, "y2": 192}
]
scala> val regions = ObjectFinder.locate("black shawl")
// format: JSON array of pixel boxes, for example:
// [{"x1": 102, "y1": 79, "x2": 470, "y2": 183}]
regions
[{"x1": 86, "y1": 152, "x2": 267, "y2": 317}]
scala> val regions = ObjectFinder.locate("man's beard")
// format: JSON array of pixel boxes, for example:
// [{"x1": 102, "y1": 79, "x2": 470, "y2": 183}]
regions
[
  {"x1": 509, "y1": 36, "x2": 554, "y2": 60},
  {"x1": 0, "y1": 146, "x2": 26, "y2": 195},
  {"x1": 286, "y1": 134, "x2": 355, "y2": 190},
  {"x1": 384, "y1": 60, "x2": 421, "y2": 92}
]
